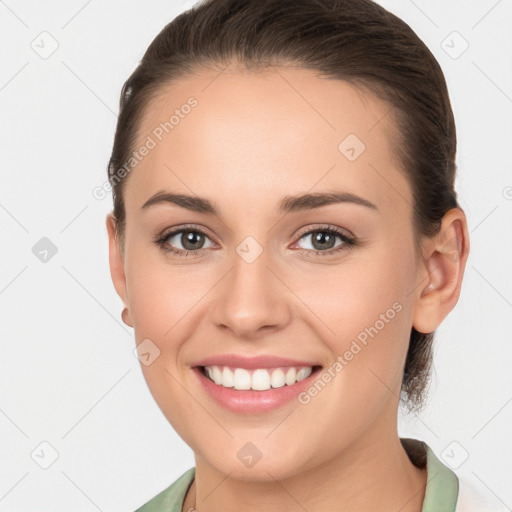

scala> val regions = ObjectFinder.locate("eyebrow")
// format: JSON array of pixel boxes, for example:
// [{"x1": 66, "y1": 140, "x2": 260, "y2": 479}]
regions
[{"x1": 140, "y1": 190, "x2": 379, "y2": 215}]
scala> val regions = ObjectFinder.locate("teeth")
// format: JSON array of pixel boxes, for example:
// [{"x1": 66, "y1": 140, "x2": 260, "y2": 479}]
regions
[
  {"x1": 271, "y1": 368, "x2": 285, "y2": 388},
  {"x1": 233, "y1": 368, "x2": 251, "y2": 390},
  {"x1": 251, "y1": 369, "x2": 270, "y2": 390},
  {"x1": 285, "y1": 367, "x2": 296, "y2": 386},
  {"x1": 203, "y1": 365, "x2": 313, "y2": 391},
  {"x1": 222, "y1": 366, "x2": 234, "y2": 387},
  {"x1": 296, "y1": 367, "x2": 312, "y2": 382}
]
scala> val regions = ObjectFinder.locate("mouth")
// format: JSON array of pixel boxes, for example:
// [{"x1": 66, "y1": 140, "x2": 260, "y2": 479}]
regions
[
  {"x1": 190, "y1": 354, "x2": 325, "y2": 414},
  {"x1": 197, "y1": 364, "x2": 323, "y2": 391}
]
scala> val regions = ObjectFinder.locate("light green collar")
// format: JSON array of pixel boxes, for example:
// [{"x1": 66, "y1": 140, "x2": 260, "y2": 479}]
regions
[{"x1": 420, "y1": 440, "x2": 459, "y2": 511}]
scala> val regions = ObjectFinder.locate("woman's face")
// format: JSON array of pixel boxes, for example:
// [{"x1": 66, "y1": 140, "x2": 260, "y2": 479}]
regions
[{"x1": 109, "y1": 66, "x2": 431, "y2": 479}]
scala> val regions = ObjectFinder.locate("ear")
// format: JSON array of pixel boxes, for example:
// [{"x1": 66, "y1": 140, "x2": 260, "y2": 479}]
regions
[
  {"x1": 106, "y1": 212, "x2": 133, "y2": 327},
  {"x1": 412, "y1": 207, "x2": 470, "y2": 334}
]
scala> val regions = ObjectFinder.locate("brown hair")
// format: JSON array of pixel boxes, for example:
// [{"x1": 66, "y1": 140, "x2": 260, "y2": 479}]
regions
[{"x1": 107, "y1": 0, "x2": 459, "y2": 414}]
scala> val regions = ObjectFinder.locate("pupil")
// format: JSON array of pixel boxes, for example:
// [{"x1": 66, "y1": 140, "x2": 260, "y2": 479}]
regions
[
  {"x1": 313, "y1": 231, "x2": 335, "y2": 250},
  {"x1": 182, "y1": 231, "x2": 204, "y2": 250}
]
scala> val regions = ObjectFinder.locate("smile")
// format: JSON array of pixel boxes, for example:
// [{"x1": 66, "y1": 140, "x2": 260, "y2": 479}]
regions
[
  {"x1": 202, "y1": 365, "x2": 317, "y2": 391},
  {"x1": 193, "y1": 364, "x2": 323, "y2": 414}
]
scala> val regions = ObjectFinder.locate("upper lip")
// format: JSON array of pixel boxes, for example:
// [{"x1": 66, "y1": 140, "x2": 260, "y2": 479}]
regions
[{"x1": 192, "y1": 354, "x2": 322, "y2": 370}]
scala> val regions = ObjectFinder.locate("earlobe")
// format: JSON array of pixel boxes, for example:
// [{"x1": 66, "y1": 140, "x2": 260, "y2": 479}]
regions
[
  {"x1": 412, "y1": 208, "x2": 470, "y2": 334},
  {"x1": 106, "y1": 213, "x2": 132, "y2": 326},
  {"x1": 121, "y1": 306, "x2": 133, "y2": 327}
]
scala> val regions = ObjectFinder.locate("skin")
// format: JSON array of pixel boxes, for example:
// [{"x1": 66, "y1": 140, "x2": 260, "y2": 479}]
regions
[{"x1": 106, "y1": 65, "x2": 469, "y2": 512}]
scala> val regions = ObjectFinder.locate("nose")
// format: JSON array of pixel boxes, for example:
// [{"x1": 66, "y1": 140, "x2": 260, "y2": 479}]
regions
[{"x1": 209, "y1": 248, "x2": 293, "y2": 339}]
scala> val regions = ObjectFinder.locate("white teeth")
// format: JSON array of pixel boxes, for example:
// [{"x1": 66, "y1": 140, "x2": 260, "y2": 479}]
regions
[
  {"x1": 296, "y1": 367, "x2": 312, "y2": 382},
  {"x1": 212, "y1": 366, "x2": 222, "y2": 385},
  {"x1": 233, "y1": 368, "x2": 251, "y2": 390},
  {"x1": 270, "y1": 368, "x2": 285, "y2": 388},
  {"x1": 251, "y1": 369, "x2": 270, "y2": 390},
  {"x1": 203, "y1": 365, "x2": 314, "y2": 391},
  {"x1": 222, "y1": 366, "x2": 234, "y2": 387},
  {"x1": 285, "y1": 367, "x2": 296, "y2": 386}
]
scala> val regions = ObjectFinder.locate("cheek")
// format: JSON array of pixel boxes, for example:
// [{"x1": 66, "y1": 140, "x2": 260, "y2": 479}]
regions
[
  {"x1": 125, "y1": 242, "x2": 212, "y2": 336},
  {"x1": 289, "y1": 259, "x2": 413, "y2": 449},
  {"x1": 295, "y1": 246, "x2": 414, "y2": 388}
]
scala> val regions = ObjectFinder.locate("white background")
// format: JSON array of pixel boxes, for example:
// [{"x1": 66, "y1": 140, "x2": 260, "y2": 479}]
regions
[{"x1": 1, "y1": 0, "x2": 511, "y2": 510}]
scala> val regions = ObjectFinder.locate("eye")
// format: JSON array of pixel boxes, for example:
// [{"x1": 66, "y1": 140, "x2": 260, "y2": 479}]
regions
[
  {"x1": 154, "y1": 225, "x2": 216, "y2": 257},
  {"x1": 292, "y1": 225, "x2": 357, "y2": 256},
  {"x1": 154, "y1": 223, "x2": 357, "y2": 258}
]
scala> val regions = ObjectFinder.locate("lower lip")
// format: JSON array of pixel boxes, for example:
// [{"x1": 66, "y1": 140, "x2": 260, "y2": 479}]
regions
[{"x1": 192, "y1": 366, "x2": 323, "y2": 414}]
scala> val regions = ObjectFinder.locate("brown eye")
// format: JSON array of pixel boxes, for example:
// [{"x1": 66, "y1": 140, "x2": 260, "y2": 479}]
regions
[
  {"x1": 156, "y1": 227, "x2": 216, "y2": 256},
  {"x1": 307, "y1": 230, "x2": 338, "y2": 251},
  {"x1": 173, "y1": 230, "x2": 206, "y2": 251},
  {"x1": 293, "y1": 225, "x2": 356, "y2": 256}
]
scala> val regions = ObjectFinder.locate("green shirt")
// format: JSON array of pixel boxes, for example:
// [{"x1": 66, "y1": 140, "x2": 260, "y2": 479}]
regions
[{"x1": 135, "y1": 437, "x2": 458, "y2": 512}]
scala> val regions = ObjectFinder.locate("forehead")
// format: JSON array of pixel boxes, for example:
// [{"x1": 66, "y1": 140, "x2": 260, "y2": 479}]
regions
[{"x1": 126, "y1": 65, "x2": 411, "y2": 217}]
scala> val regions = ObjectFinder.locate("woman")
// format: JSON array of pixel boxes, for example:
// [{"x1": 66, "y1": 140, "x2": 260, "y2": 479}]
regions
[{"x1": 105, "y1": 0, "x2": 498, "y2": 510}]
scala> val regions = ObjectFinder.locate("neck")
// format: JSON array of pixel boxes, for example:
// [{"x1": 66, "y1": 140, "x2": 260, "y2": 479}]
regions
[{"x1": 183, "y1": 408, "x2": 427, "y2": 512}]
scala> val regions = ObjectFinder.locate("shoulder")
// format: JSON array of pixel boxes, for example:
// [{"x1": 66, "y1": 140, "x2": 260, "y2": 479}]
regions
[
  {"x1": 401, "y1": 438, "x2": 507, "y2": 512},
  {"x1": 134, "y1": 467, "x2": 196, "y2": 512},
  {"x1": 455, "y1": 474, "x2": 509, "y2": 512}
]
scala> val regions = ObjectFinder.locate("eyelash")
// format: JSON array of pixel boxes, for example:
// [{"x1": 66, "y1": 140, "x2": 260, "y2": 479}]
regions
[{"x1": 154, "y1": 224, "x2": 357, "y2": 258}]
